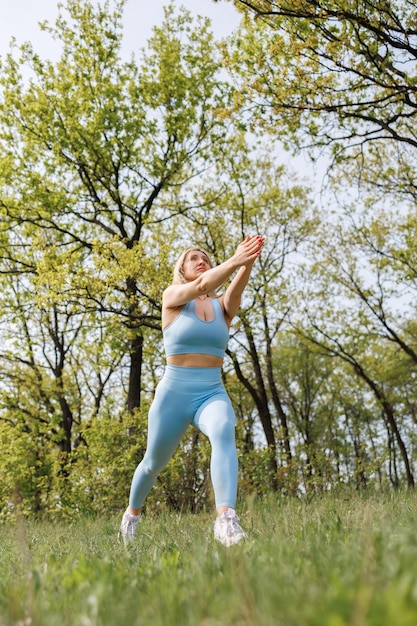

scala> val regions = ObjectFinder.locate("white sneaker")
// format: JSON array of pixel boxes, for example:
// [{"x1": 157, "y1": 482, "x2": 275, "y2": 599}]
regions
[
  {"x1": 118, "y1": 510, "x2": 141, "y2": 544},
  {"x1": 214, "y1": 508, "x2": 247, "y2": 547}
]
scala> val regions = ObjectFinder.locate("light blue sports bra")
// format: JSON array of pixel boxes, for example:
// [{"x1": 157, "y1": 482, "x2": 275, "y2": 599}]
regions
[{"x1": 163, "y1": 298, "x2": 230, "y2": 359}]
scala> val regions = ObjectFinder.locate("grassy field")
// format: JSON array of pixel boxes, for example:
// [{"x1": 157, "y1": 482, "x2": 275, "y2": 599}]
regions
[{"x1": 2, "y1": 491, "x2": 417, "y2": 626}]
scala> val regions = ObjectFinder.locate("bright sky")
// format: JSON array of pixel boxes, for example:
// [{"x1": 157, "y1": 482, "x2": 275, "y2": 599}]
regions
[{"x1": 0, "y1": 0, "x2": 241, "y2": 60}]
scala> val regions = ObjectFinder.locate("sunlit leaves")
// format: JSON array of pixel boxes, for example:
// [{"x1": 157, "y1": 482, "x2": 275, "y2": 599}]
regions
[{"x1": 225, "y1": 0, "x2": 417, "y2": 178}]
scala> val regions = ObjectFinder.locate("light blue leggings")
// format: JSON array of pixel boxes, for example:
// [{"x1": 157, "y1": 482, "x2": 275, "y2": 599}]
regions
[{"x1": 129, "y1": 365, "x2": 238, "y2": 509}]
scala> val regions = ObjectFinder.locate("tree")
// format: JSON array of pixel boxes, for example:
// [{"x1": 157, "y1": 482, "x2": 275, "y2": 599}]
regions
[
  {"x1": 270, "y1": 334, "x2": 342, "y2": 492},
  {"x1": 293, "y1": 201, "x2": 417, "y2": 488},
  {"x1": 217, "y1": 0, "x2": 417, "y2": 203},
  {"x1": 0, "y1": 0, "x2": 233, "y2": 419}
]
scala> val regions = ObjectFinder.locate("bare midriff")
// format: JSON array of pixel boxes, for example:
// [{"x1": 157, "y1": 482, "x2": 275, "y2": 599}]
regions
[{"x1": 167, "y1": 354, "x2": 224, "y2": 368}]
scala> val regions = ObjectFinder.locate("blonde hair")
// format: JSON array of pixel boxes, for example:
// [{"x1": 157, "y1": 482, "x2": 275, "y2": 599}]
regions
[{"x1": 172, "y1": 247, "x2": 213, "y2": 285}]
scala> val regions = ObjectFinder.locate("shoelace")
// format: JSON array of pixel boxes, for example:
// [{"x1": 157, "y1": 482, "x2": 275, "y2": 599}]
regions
[
  {"x1": 224, "y1": 513, "x2": 241, "y2": 536},
  {"x1": 123, "y1": 516, "x2": 139, "y2": 537}
]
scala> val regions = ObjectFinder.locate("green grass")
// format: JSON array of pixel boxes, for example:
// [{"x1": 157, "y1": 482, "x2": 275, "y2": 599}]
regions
[{"x1": 2, "y1": 491, "x2": 417, "y2": 625}]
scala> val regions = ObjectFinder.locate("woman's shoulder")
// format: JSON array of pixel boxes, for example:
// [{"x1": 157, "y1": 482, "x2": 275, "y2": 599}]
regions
[
  {"x1": 162, "y1": 284, "x2": 186, "y2": 309},
  {"x1": 162, "y1": 284, "x2": 177, "y2": 298}
]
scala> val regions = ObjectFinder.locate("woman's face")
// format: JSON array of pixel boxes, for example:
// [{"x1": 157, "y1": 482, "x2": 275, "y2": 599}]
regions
[{"x1": 182, "y1": 249, "x2": 211, "y2": 281}]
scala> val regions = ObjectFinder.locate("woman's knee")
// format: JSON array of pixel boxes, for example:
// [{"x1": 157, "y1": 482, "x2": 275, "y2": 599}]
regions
[
  {"x1": 140, "y1": 456, "x2": 165, "y2": 478},
  {"x1": 208, "y1": 420, "x2": 236, "y2": 448}
]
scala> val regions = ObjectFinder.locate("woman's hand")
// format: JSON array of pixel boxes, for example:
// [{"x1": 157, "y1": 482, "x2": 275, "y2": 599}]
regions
[{"x1": 231, "y1": 235, "x2": 265, "y2": 267}]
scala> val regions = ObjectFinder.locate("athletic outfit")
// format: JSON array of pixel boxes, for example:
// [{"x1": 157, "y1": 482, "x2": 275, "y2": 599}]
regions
[{"x1": 128, "y1": 298, "x2": 239, "y2": 510}]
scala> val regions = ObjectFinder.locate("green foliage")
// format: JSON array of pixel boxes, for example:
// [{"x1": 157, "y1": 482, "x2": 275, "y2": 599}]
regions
[
  {"x1": 238, "y1": 445, "x2": 281, "y2": 495},
  {"x1": 227, "y1": 1, "x2": 417, "y2": 142},
  {"x1": 67, "y1": 409, "x2": 149, "y2": 517},
  {"x1": 224, "y1": 0, "x2": 417, "y2": 225},
  {"x1": 0, "y1": 420, "x2": 58, "y2": 521},
  {"x1": 2, "y1": 0, "x2": 417, "y2": 519}
]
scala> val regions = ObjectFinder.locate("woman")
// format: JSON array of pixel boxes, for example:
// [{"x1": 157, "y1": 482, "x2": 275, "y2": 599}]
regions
[{"x1": 119, "y1": 234, "x2": 264, "y2": 546}]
